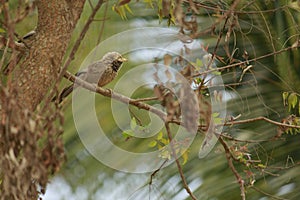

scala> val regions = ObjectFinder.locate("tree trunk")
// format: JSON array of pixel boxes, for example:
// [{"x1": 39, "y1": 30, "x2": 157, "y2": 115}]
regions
[{"x1": 10, "y1": 0, "x2": 86, "y2": 110}]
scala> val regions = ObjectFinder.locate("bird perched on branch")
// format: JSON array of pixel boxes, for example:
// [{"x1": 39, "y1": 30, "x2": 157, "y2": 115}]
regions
[{"x1": 57, "y1": 52, "x2": 127, "y2": 102}]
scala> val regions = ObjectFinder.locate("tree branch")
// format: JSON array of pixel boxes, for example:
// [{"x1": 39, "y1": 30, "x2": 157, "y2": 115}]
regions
[
  {"x1": 165, "y1": 122, "x2": 198, "y2": 200},
  {"x1": 193, "y1": 46, "x2": 296, "y2": 78},
  {"x1": 219, "y1": 137, "x2": 246, "y2": 200},
  {"x1": 63, "y1": 71, "x2": 167, "y2": 120},
  {"x1": 224, "y1": 116, "x2": 300, "y2": 129}
]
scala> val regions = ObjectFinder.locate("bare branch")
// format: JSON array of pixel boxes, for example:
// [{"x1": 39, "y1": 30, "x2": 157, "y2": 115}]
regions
[
  {"x1": 225, "y1": 116, "x2": 300, "y2": 129},
  {"x1": 219, "y1": 137, "x2": 246, "y2": 200},
  {"x1": 193, "y1": 46, "x2": 296, "y2": 78},
  {"x1": 250, "y1": 186, "x2": 288, "y2": 200},
  {"x1": 165, "y1": 122, "x2": 198, "y2": 200},
  {"x1": 183, "y1": 0, "x2": 288, "y2": 15},
  {"x1": 149, "y1": 159, "x2": 168, "y2": 185}
]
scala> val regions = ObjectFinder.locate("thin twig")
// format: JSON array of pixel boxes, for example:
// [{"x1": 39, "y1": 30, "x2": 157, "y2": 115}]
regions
[
  {"x1": 0, "y1": 38, "x2": 10, "y2": 71},
  {"x1": 165, "y1": 122, "x2": 198, "y2": 200},
  {"x1": 131, "y1": 97, "x2": 158, "y2": 102},
  {"x1": 198, "y1": 8, "x2": 229, "y2": 90},
  {"x1": 96, "y1": 0, "x2": 109, "y2": 44},
  {"x1": 220, "y1": 133, "x2": 272, "y2": 143},
  {"x1": 199, "y1": 0, "x2": 239, "y2": 90},
  {"x1": 1, "y1": 1, "x2": 15, "y2": 49},
  {"x1": 149, "y1": 159, "x2": 168, "y2": 185},
  {"x1": 219, "y1": 137, "x2": 246, "y2": 200},
  {"x1": 61, "y1": 0, "x2": 104, "y2": 74},
  {"x1": 224, "y1": 116, "x2": 300, "y2": 129},
  {"x1": 250, "y1": 186, "x2": 288, "y2": 200},
  {"x1": 193, "y1": 46, "x2": 296, "y2": 78},
  {"x1": 183, "y1": 0, "x2": 288, "y2": 15}
]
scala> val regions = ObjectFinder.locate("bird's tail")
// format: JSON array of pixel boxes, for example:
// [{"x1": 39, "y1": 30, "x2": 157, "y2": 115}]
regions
[{"x1": 52, "y1": 84, "x2": 74, "y2": 103}]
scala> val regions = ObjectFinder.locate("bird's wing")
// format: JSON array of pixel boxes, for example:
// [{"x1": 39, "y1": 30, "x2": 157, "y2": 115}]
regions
[
  {"x1": 88, "y1": 61, "x2": 106, "y2": 73},
  {"x1": 75, "y1": 68, "x2": 88, "y2": 77}
]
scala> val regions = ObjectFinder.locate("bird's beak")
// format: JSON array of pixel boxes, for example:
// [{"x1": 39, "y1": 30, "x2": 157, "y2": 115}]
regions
[{"x1": 118, "y1": 57, "x2": 128, "y2": 62}]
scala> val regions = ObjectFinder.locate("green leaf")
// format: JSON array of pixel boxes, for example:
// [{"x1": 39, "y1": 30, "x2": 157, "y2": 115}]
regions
[
  {"x1": 124, "y1": 4, "x2": 133, "y2": 15},
  {"x1": 112, "y1": 4, "x2": 132, "y2": 20},
  {"x1": 160, "y1": 138, "x2": 169, "y2": 145},
  {"x1": 194, "y1": 77, "x2": 202, "y2": 84},
  {"x1": 148, "y1": 140, "x2": 157, "y2": 147},
  {"x1": 257, "y1": 164, "x2": 266, "y2": 169},
  {"x1": 181, "y1": 149, "x2": 189, "y2": 165},
  {"x1": 157, "y1": 131, "x2": 163, "y2": 140},
  {"x1": 282, "y1": 92, "x2": 289, "y2": 106},
  {"x1": 212, "y1": 112, "x2": 222, "y2": 124},
  {"x1": 288, "y1": 93, "x2": 298, "y2": 111},
  {"x1": 122, "y1": 130, "x2": 134, "y2": 138}
]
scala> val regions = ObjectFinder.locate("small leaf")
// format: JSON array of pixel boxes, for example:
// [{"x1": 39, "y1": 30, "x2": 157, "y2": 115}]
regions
[
  {"x1": 148, "y1": 140, "x2": 157, "y2": 147},
  {"x1": 124, "y1": 4, "x2": 133, "y2": 15},
  {"x1": 181, "y1": 150, "x2": 189, "y2": 165},
  {"x1": 112, "y1": 4, "x2": 130, "y2": 20},
  {"x1": 122, "y1": 130, "x2": 133, "y2": 138},
  {"x1": 194, "y1": 77, "x2": 202, "y2": 84},
  {"x1": 257, "y1": 164, "x2": 266, "y2": 169},
  {"x1": 160, "y1": 138, "x2": 169, "y2": 145},
  {"x1": 157, "y1": 131, "x2": 163, "y2": 140},
  {"x1": 282, "y1": 92, "x2": 289, "y2": 106},
  {"x1": 288, "y1": 93, "x2": 298, "y2": 110}
]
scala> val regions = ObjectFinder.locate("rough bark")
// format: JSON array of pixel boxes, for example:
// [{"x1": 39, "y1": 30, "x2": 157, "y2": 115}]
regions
[{"x1": 10, "y1": 0, "x2": 86, "y2": 111}]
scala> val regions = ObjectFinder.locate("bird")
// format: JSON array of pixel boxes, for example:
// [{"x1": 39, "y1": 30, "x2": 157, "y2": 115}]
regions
[{"x1": 57, "y1": 52, "x2": 127, "y2": 103}]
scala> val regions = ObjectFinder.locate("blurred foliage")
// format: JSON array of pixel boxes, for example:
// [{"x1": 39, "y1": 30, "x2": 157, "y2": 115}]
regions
[{"x1": 61, "y1": 1, "x2": 300, "y2": 199}]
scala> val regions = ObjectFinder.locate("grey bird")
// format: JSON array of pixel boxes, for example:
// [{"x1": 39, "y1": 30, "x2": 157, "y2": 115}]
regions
[{"x1": 57, "y1": 52, "x2": 127, "y2": 102}]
